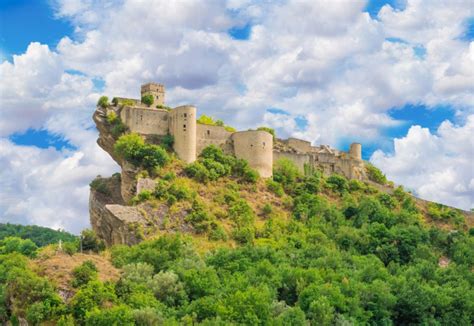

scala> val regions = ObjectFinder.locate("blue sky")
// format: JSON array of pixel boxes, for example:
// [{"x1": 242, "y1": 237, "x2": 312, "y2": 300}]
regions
[
  {"x1": 0, "y1": 0, "x2": 72, "y2": 61},
  {"x1": 0, "y1": 0, "x2": 473, "y2": 232}
]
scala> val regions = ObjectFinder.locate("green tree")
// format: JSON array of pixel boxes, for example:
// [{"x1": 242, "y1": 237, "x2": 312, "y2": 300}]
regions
[
  {"x1": 141, "y1": 94, "x2": 154, "y2": 107},
  {"x1": 97, "y1": 96, "x2": 109, "y2": 108}
]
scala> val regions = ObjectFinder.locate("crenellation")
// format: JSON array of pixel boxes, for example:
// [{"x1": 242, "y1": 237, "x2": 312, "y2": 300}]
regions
[{"x1": 109, "y1": 83, "x2": 368, "y2": 180}]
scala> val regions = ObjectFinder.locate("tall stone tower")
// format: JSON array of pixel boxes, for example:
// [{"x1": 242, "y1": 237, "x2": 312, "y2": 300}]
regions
[
  {"x1": 349, "y1": 143, "x2": 362, "y2": 160},
  {"x1": 169, "y1": 105, "x2": 197, "y2": 163},
  {"x1": 141, "y1": 83, "x2": 165, "y2": 106}
]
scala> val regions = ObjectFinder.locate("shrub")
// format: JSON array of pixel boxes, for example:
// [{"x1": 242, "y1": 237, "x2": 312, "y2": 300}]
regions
[
  {"x1": 132, "y1": 190, "x2": 153, "y2": 204},
  {"x1": 0, "y1": 236, "x2": 38, "y2": 257},
  {"x1": 366, "y1": 163, "x2": 387, "y2": 185},
  {"x1": 257, "y1": 126, "x2": 276, "y2": 139},
  {"x1": 106, "y1": 111, "x2": 118, "y2": 124},
  {"x1": 273, "y1": 158, "x2": 300, "y2": 188},
  {"x1": 71, "y1": 260, "x2": 98, "y2": 288},
  {"x1": 377, "y1": 193, "x2": 397, "y2": 209},
  {"x1": 326, "y1": 174, "x2": 348, "y2": 195},
  {"x1": 262, "y1": 203, "x2": 273, "y2": 216},
  {"x1": 161, "y1": 134, "x2": 174, "y2": 151},
  {"x1": 267, "y1": 179, "x2": 284, "y2": 196},
  {"x1": 186, "y1": 201, "x2": 213, "y2": 233},
  {"x1": 197, "y1": 115, "x2": 236, "y2": 131},
  {"x1": 141, "y1": 94, "x2": 154, "y2": 106},
  {"x1": 97, "y1": 96, "x2": 109, "y2": 108},
  {"x1": 148, "y1": 271, "x2": 187, "y2": 306},
  {"x1": 89, "y1": 178, "x2": 110, "y2": 195},
  {"x1": 85, "y1": 305, "x2": 134, "y2": 326},
  {"x1": 208, "y1": 224, "x2": 228, "y2": 241},
  {"x1": 80, "y1": 229, "x2": 105, "y2": 253},
  {"x1": 114, "y1": 133, "x2": 170, "y2": 171}
]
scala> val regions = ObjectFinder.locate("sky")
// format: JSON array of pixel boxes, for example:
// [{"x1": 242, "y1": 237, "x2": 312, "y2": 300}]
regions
[{"x1": 0, "y1": 0, "x2": 473, "y2": 234}]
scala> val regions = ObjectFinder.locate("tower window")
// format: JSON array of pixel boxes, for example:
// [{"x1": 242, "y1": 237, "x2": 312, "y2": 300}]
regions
[
  {"x1": 207, "y1": 130, "x2": 210, "y2": 136},
  {"x1": 183, "y1": 124, "x2": 186, "y2": 128},
  {"x1": 184, "y1": 113, "x2": 187, "y2": 118},
  {"x1": 263, "y1": 142, "x2": 265, "y2": 148}
]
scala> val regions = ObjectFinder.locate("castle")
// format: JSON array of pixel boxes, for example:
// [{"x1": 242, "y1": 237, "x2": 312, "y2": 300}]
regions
[{"x1": 112, "y1": 83, "x2": 367, "y2": 180}]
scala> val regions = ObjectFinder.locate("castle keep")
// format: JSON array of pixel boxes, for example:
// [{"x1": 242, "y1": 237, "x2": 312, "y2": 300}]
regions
[{"x1": 112, "y1": 83, "x2": 367, "y2": 180}]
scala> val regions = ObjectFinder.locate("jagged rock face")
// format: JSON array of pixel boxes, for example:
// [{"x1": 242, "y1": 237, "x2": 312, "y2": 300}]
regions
[
  {"x1": 121, "y1": 161, "x2": 139, "y2": 203},
  {"x1": 89, "y1": 175, "x2": 142, "y2": 246},
  {"x1": 93, "y1": 107, "x2": 122, "y2": 165}
]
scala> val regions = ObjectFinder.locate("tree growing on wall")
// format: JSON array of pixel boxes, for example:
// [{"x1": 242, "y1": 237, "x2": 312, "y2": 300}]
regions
[{"x1": 141, "y1": 94, "x2": 154, "y2": 107}]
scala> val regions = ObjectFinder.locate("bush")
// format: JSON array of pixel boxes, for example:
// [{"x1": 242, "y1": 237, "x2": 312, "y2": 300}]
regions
[
  {"x1": 262, "y1": 203, "x2": 273, "y2": 216},
  {"x1": 208, "y1": 224, "x2": 228, "y2": 241},
  {"x1": 81, "y1": 229, "x2": 105, "y2": 253},
  {"x1": 141, "y1": 94, "x2": 154, "y2": 106},
  {"x1": 161, "y1": 134, "x2": 174, "y2": 151},
  {"x1": 257, "y1": 126, "x2": 276, "y2": 139},
  {"x1": 366, "y1": 163, "x2": 387, "y2": 185},
  {"x1": 71, "y1": 260, "x2": 98, "y2": 288},
  {"x1": 106, "y1": 111, "x2": 118, "y2": 124},
  {"x1": 267, "y1": 179, "x2": 284, "y2": 196},
  {"x1": 114, "y1": 133, "x2": 170, "y2": 171},
  {"x1": 97, "y1": 96, "x2": 109, "y2": 108},
  {"x1": 273, "y1": 158, "x2": 300, "y2": 189},
  {"x1": 0, "y1": 236, "x2": 38, "y2": 257},
  {"x1": 197, "y1": 115, "x2": 236, "y2": 132},
  {"x1": 326, "y1": 174, "x2": 348, "y2": 195},
  {"x1": 148, "y1": 271, "x2": 187, "y2": 306},
  {"x1": 90, "y1": 178, "x2": 110, "y2": 195}
]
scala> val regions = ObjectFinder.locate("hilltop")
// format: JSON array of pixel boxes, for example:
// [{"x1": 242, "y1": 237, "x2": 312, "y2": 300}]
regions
[{"x1": 0, "y1": 92, "x2": 472, "y2": 325}]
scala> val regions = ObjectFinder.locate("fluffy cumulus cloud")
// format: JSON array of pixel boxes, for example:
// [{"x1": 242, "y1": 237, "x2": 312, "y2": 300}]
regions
[
  {"x1": 371, "y1": 116, "x2": 474, "y2": 210},
  {"x1": 1, "y1": 0, "x2": 473, "y2": 232}
]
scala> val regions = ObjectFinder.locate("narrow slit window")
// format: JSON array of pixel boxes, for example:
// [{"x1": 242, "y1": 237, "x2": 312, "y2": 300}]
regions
[
  {"x1": 207, "y1": 130, "x2": 210, "y2": 136},
  {"x1": 184, "y1": 113, "x2": 187, "y2": 118}
]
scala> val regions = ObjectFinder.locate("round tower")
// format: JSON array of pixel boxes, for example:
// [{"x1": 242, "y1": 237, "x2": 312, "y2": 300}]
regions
[
  {"x1": 232, "y1": 130, "x2": 273, "y2": 178},
  {"x1": 349, "y1": 143, "x2": 362, "y2": 160},
  {"x1": 170, "y1": 105, "x2": 196, "y2": 163}
]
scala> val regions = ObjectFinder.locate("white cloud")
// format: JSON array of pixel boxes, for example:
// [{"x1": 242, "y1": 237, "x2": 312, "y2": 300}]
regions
[
  {"x1": 0, "y1": 139, "x2": 117, "y2": 233},
  {"x1": 1, "y1": 0, "x2": 473, "y2": 232},
  {"x1": 371, "y1": 116, "x2": 474, "y2": 210}
]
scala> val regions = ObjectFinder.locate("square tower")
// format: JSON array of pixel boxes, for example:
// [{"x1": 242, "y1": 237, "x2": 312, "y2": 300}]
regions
[{"x1": 141, "y1": 82, "x2": 165, "y2": 106}]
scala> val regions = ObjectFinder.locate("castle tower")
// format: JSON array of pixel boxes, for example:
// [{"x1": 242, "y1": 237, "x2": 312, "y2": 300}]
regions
[
  {"x1": 141, "y1": 83, "x2": 165, "y2": 106},
  {"x1": 232, "y1": 130, "x2": 273, "y2": 178},
  {"x1": 169, "y1": 105, "x2": 197, "y2": 163},
  {"x1": 349, "y1": 143, "x2": 362, "y2": 160}
]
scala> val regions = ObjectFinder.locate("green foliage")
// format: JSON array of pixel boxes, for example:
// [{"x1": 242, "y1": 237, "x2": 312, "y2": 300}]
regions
[
  {"x1": 114, "y1": 133, "x2": 170, "y2": 171},
  {"x1": 0, "y1": 223, "x2": 76, "y2": 248},
  {"x1": 427, "y1": 202, "x2": 465, "y2": 225},
  {"x1": 106, "y1": 111, "x2": 128, "y2": 138},
  {"x1": 326, "y1": 174, "x2": 348, "y2": 195},
  {"x1": 81, "y1": 229, "x2": 105, "y2": 253},
  {"x1": 89, "y1": 178, "x2": 110, "y2": 195},
  {"x1": 197, "y1": 115, "x2": 236, "y2": 132},
  {"x1": 366, "y1": 163, "x2": 387, "y2": 185},
  {"x1": 141, "y1": 94, "x2": 154, "y2": 106},
  {"x1": 0, "y1": 237, "x2": 38, "y2": 257},
  {"x1": 71, "y1": 260, "x2": 98, "y2": 288},
  {"x1": 161, "y1": 134, "x2": 174, "y2": 151},
  {"x1": 273, "y1": 158, "x2": 301, "y2": 191},
  {"x1": 257, "y1": 126, "x2": 276, "y2": 139},
  {"x1": 266, "y1": 179, "x2": 284, "y2": 196},
  {"x1": 97, "y1": 96, "x2": 109, "y2": 108},
  {"x1": 185, "y1": 145, "x2": 258, "y2": 184}
]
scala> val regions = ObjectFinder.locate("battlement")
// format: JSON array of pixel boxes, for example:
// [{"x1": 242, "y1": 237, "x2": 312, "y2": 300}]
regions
[{"x1": 109, "y1": 83, "x2": 367, "y2": 180}]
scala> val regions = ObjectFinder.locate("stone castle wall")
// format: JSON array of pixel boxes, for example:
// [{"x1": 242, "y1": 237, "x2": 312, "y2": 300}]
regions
[
  {"x1": 196, "y1": 124, "x2": 233, "y2": 154},
  {"x1": 113, "y1": 83, "x2": 367, "y2": 180},
  {"x1": 120, "y1": 106, "x2": 169, "y2": 135}
]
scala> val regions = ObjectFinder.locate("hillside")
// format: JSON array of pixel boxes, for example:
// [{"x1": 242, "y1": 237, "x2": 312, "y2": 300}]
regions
[
  {"x1": 0, "y1": 223, "x2": 77, "y2": 247},
  {"x1": 0, "y1": 99, "x2": 473, "y2": 325}
]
